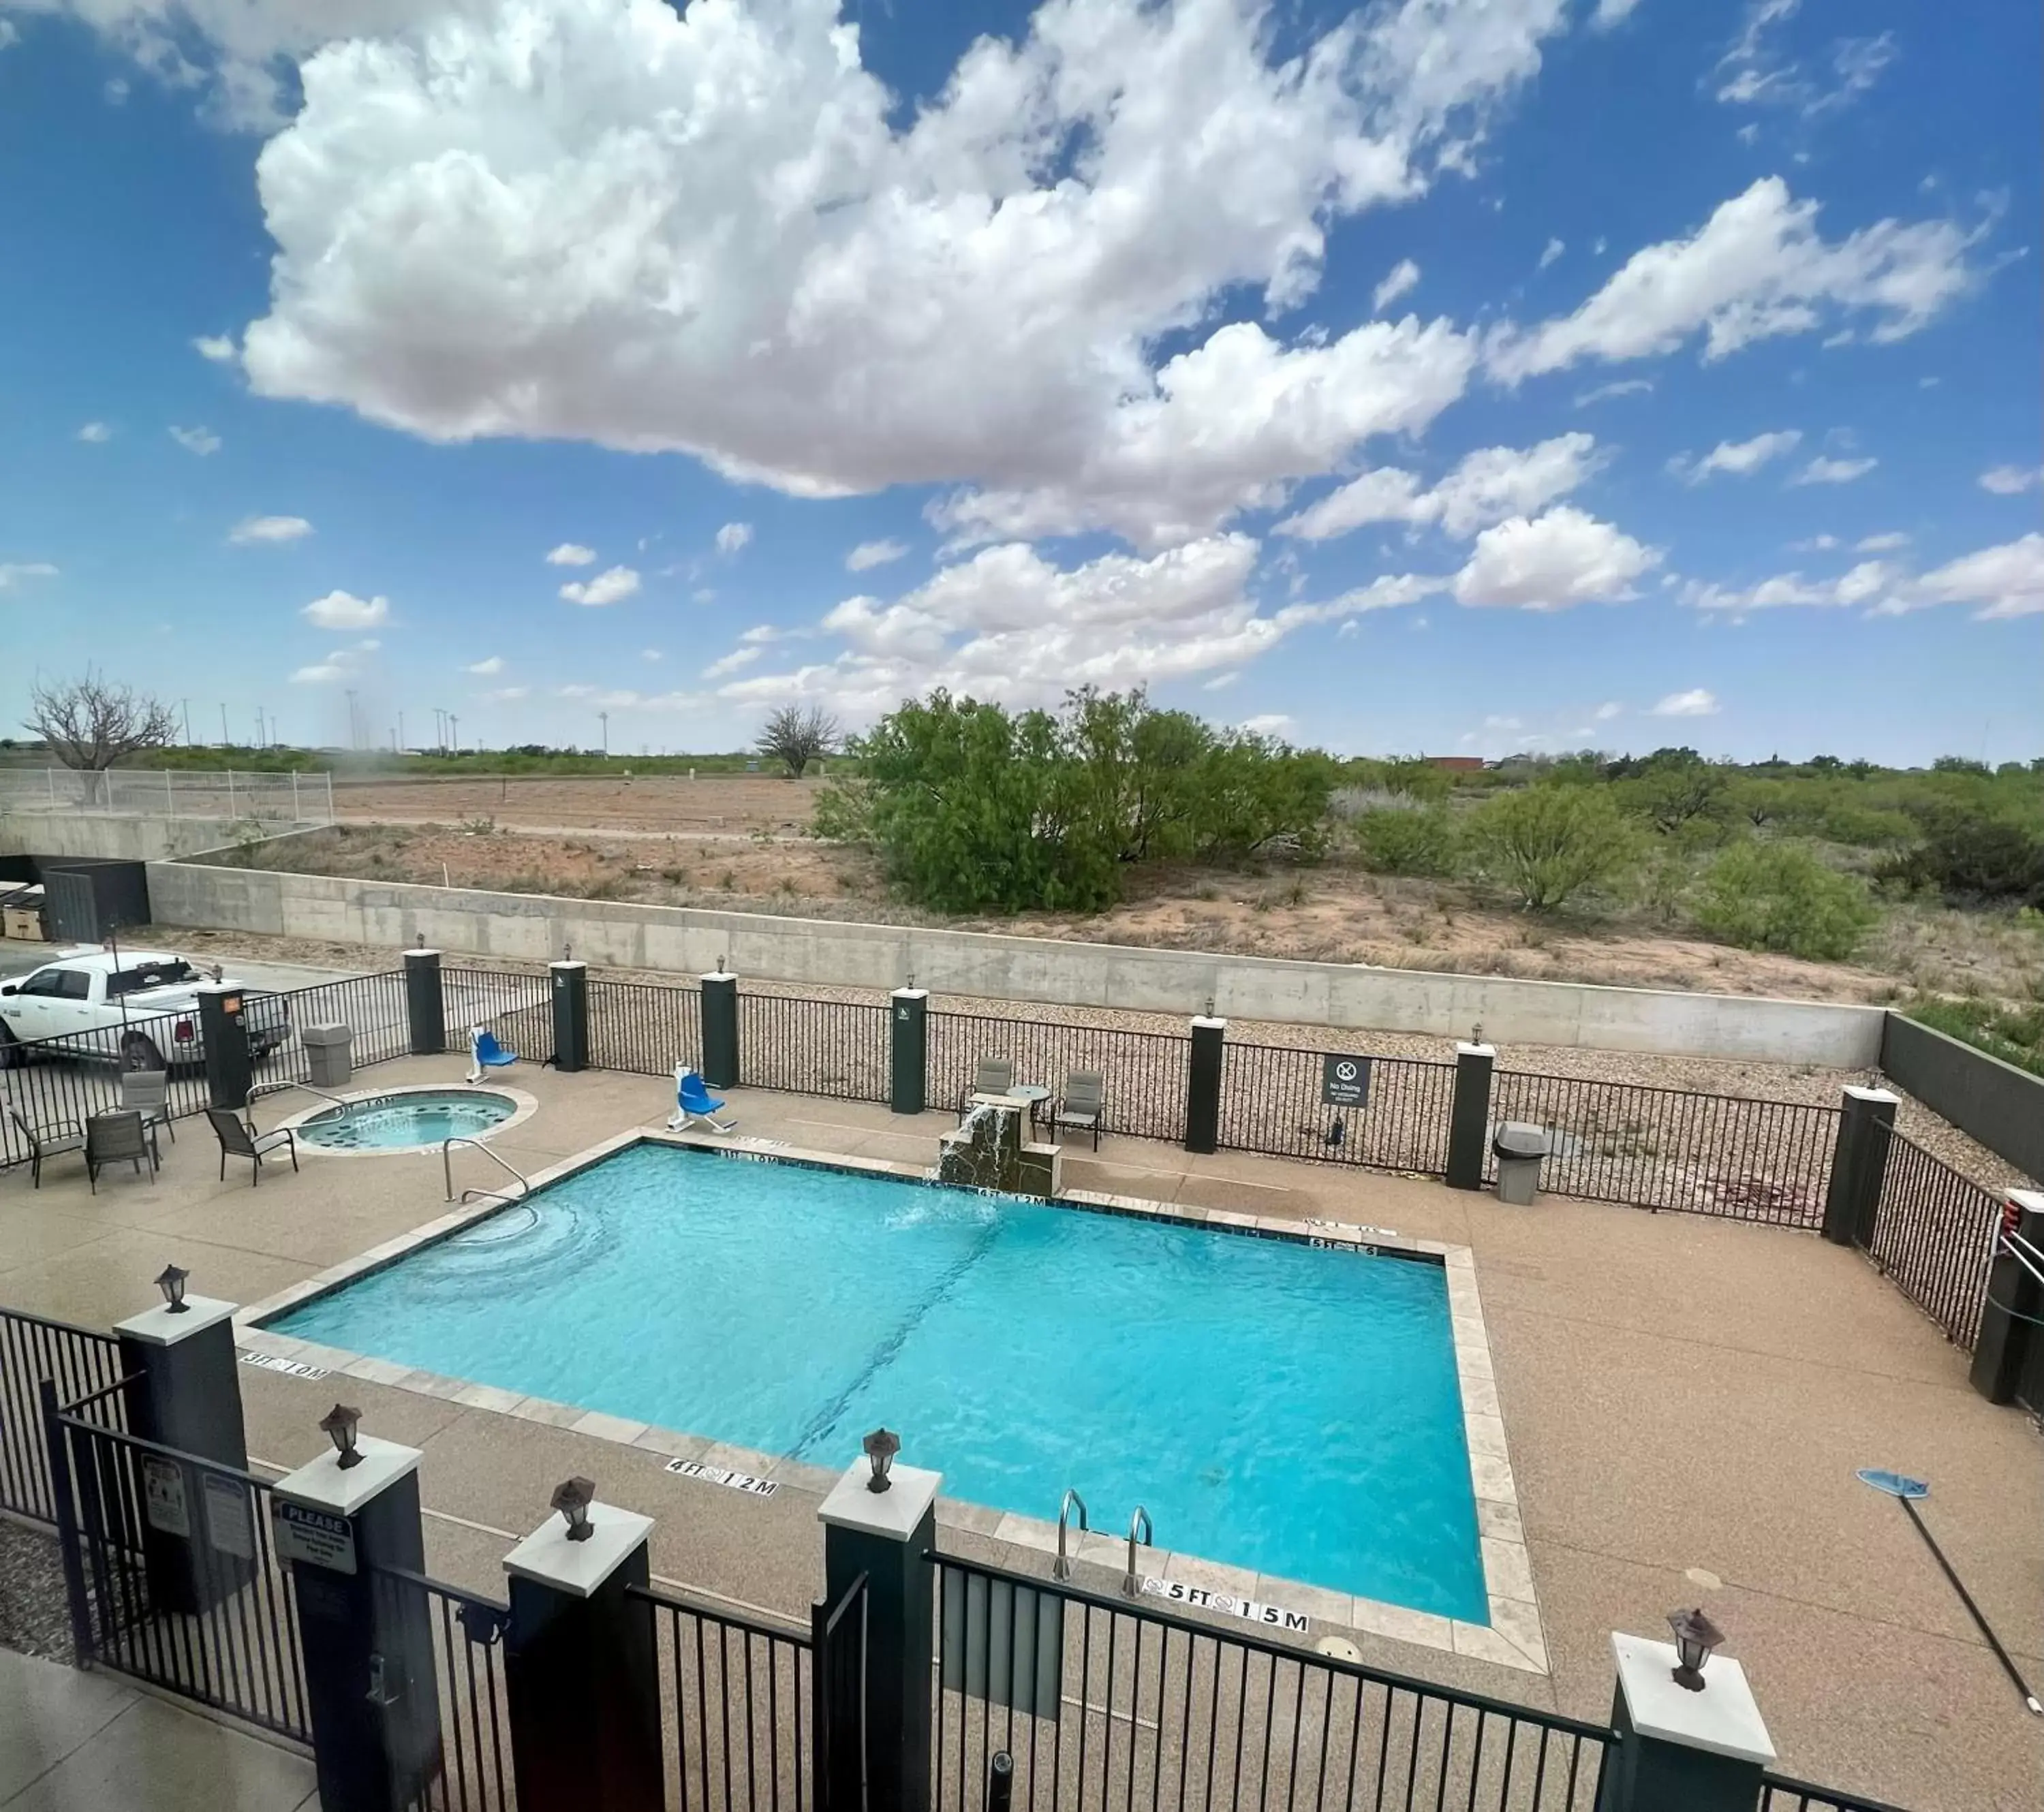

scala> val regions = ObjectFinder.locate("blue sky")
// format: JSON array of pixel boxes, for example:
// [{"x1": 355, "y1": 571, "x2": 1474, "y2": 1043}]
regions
[{"x1": 0, "y1": 0, "x2": 2037, "y2": 763}]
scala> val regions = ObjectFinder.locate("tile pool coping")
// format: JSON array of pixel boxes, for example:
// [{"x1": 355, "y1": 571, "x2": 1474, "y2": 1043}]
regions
[
  {"x1": 236, "y1": 1127, "x2": 1547, "y2": 1674},
  {"x1": 270, "y1": 1081, "x2": 543, "y2": 1157}
]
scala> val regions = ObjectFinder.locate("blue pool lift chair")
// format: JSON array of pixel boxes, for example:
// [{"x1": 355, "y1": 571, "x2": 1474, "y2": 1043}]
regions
[
  {"x1": 668, "y1": 1064, "x2": 734, "y2": 1134},
  {"x1": 466, "y1": 1025, "x2": 519, "y2": 1084}
]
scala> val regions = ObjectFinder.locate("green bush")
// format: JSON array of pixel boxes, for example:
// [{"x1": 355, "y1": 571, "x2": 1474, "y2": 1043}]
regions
[
  {"x1": 1694, "y1": 841, "x2": 1878, "y2": 960},
  {"x1": 1880, "y1": 810, "x2": 2044, "y2": 905},
  {"x1": 1468, "y1": 785, "x2": 1637, "y2": 910},
  {"x1": 1353, "y1": 807, "x2": 1459, "y2": 877},
  {"x1": 1902, "y1": 995, "x2": 2044, "y2": 1078}
]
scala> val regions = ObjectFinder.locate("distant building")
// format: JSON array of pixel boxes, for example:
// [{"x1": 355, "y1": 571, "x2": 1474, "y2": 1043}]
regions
[{"x1": 1421, "y1": 755, "x2": 1486, "y2": 771}]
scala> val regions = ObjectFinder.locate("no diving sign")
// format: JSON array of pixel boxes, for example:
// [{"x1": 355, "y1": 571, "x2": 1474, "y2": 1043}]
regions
[{"x1": 1321, "y1": 1055, "x2": 1372, "y2": 1110}]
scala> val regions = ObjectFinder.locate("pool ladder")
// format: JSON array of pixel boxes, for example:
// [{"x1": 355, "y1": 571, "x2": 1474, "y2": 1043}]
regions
[
  {"x1": 444, "y1": 1136, "x2": 531, "y2": 1206},
  {"x1": 1053, "y1": 1490, "x2": 1154, "y2": 1598}
]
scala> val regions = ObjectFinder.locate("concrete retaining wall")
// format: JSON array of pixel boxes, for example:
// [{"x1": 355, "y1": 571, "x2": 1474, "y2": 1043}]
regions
[
  {"x1": 1881, "y1": 1014, "x2": 2044, "y2": 1183},
  {"x1": 143, "y1": 860, "x2": 1888, "y2": 1065},
  {"x1": 0, "y1": 812, "x2": 259, "y2": 863}
]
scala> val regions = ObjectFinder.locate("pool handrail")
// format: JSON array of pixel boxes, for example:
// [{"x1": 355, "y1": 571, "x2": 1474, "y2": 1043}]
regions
[
  {"x1": 1123, "y1": 1505, "x2": 1153, "y2": 1597},
  {"x1": 248, "y1": 1078, "x2": 354, "y2": 1119},
  {"x1": 1054, "y1": 1488, "x2": 1088, "y2": 1580},
  {"x1": 443, "y1": 1135, "x2": 530, "y2": 1204}
]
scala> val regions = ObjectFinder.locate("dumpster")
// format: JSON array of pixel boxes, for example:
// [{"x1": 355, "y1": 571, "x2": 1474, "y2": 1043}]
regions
[
  {"x1": 303, "y1": 1022, "x2": 354, "y2": 1091},
  {"x1": 1492, "y1": 1122, "x2": 1549, "y2": 1206}
]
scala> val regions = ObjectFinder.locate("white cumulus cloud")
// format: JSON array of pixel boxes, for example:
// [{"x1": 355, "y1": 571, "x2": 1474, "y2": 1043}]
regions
[
  {"x1": 1684, "y1": 560, "x2": 1896, "y2": 614},
  {"x1": 1450, "y1": 505, "x2": 1660, "y2": 609},
  {"x1": 846, "y1": 538, "x2": 910, "y2": 573},
  {"x1": 228, "y1": 514, "x2": 313, "y2": 544},
  {"x1": 1667, "y1": 429, "x2": 1800, "y2": 484},
  {"x1": 193, "y1": 334, "x2": 238, "y2": 362},
  {"x1": 1373, "y1": 258, "x2": 1421, "y2": 311},
  {"x1": 1901, "y1": 535, "x2": 2044, "y2": 621},
  {"x1": 1855, "y1": 531, "x2": 1908, "y2": 552},
  {"x1": 1650, "y1": 688, "x2": 1720, "y2": 718},
  {"x1": 0, "y1": 562, "x2": 59, "y2": 591},
  {"x1": 702, "y1": 646, "x2": 763, "y2": 679},
  {"x1": 169, "y1": 424, "x2": 221, "y2": 455},
  {"x1": 1979, "y1": 465, "x2": 2041, "y2": 495},
  {"x1": 559, "y1": 565, "x2": 641, "y2": 607},
  {"x1": 300, "y1": 589, "x2": 388, "y2": 630},
  {"x1": 231, "y1": 0, "x2": 1572, "y2": 553},
  {"x1": 1487, "y1": 177, "x2": 1977, "y2": 380},
  {"x1": 715, "y1": 522, "x2": 754, "y2": 555},
  {"x1": 465, "y1": 655, "x2": 505, "y2": 675},
  {"x1": 76, "y1": 421, "x2": 113, "y2": 443},
  {"x1": 545, "y1": 542, "x2": 597, "y2": 566},
  {"x1": 1278, "y1": 433, "x2": 1601, "y2": 543},
  {"x1": 1791, "y1": 454, "x2": 1876, "y2": 486},
  {"x1": 1537, "y1": 236, "x2": 1565, "y2": 270}
]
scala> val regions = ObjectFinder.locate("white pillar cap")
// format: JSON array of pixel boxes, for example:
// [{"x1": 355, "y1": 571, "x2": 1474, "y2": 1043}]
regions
[
  {"x1": 504, "y1": 1501, "x2": 653, "y2": 1599},
  {"x1": 2007, "y1": 1189, "x2": 2044, "y2": 1216},
  {"x1": 115, "y1": 1294, "x2": 237, "y2": 1347},
  {"x1": 819, "y1": 1460, "x2": 942, "y2": 1541},
  {"x1": 1611, "y1": 1634, "x2": 1775, "y2": 1765},
  {"x1": 275, "y1": 1435, "x2": 423, "y2": 1518},
  {"x1": 1456, "y1": 1042, "x2": 1496, "y2": 1059},
  {"x1": 891, "y1": 987, "x2": 928, "y2": 1001},
  {"x1": 1843, "y1": 1086, "x2": 1900, "y2": 1106},
  {"x1": 700, "y1": 970, "x2": 737, "y2": 984},
  {"x1": 1191, "y1": 1016, "x2": 1226, "y2": 1031},
  {"x1": 548, "y1": 958, "x2": 587, "y2": 973},
  {"x1": 403, "y1": 948, "x2": 441, "y2": 958}
]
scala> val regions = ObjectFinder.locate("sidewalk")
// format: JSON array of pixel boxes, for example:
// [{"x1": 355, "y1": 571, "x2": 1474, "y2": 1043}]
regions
[{"x1": 0, "y1": 1649, "x2": 316, "y2": 1811}]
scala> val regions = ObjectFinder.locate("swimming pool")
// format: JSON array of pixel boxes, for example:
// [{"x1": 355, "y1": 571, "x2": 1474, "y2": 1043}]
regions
[{"x1": 270, "y1": 1143, "x2": 1488, "y2": 1621}]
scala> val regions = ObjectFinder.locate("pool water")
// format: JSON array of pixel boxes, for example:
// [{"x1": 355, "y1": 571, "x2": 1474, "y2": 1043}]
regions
[
  {"x1": 297, "y1": 1089, "x2": 516, "y2": 1151},
  {"x1": 272, "y1": 1144, "x2": 1487, "y2": 1619}
]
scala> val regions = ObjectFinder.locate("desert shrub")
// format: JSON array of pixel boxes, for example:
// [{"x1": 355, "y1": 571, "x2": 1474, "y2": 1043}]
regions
[
  {"x1": 1903, "y1": 994, "x2": 2044, "y2": 1078},
  {"x1": 1880, "y1": 811, "x2": 2044, "y2": 906},
  {"x1": 1468, "y1": 785, "x2": 1637, "y2": 910},
  {"x1": 1694, "y1": 841, "x2": 1878, "y2": 960},
  {"x1": 1353, "y1": 806, "x2": 1460, "y2": 877}
]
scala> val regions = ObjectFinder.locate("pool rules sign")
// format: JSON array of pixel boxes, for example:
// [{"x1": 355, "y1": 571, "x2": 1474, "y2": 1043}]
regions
[{"x1": 1321, "y1": 1055, "x2": 1372, "y2": 1110}]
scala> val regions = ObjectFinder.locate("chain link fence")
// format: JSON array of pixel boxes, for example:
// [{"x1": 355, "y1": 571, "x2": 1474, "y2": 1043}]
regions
[{"x1": 0, "y1": 768, "x2": 333, "y2": 825}]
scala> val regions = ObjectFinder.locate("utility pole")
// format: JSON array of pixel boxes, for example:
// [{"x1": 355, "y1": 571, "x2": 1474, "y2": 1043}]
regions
[
  {"x1": 449, "y1": 714, "x2": 459, "y2": 755},
  {"x1": 256, "y1": 706, "x2": 266, "y2": 749},
  {"x1": 599, "y1": 710, "x2": 608, "y2": 757},
  {"x1": 181, "y1": 700, "x2": 191, "y2": 746},
  {"x1": 397, "y1": 710, "x2": 405, "y2": 753},
  {"x1": 219, "y1": 703, "x2": 230, "y2": 747},
  {"x1": 345, "y1": 689, "x2": 359, "y2": 751}
]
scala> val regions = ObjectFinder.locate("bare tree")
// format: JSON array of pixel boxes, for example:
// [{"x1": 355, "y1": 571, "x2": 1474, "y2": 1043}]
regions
[
  {"x1": 756, "y1": 704, "x2": 841, "y2": 779},
  {"x1": 25, "y1": 671, "x2": 180, "y2": 775}
]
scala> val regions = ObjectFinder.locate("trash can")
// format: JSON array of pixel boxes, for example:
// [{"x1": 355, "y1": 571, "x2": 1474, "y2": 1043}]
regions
[
  {"x1": 303, "y1": 1023, "x2": 354, "y2": 1090},
  {"x1": 1491, "y1": 1122, "x2": 1548, "y2": 1206}
]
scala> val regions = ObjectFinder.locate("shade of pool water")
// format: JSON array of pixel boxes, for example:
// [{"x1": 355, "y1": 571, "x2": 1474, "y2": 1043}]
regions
[
  {"x1": 272, "y1": 1144, "x2": 1487, "y2": 1619},
  {"x1": 297, "y1": 1089, "x2": 516, "y2": 1151}
]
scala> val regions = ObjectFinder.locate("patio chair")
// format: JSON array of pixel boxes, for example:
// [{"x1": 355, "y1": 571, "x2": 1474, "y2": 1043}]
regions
[
  {"x1": 958, "y1": 1055, "x2": 1015, "y2": 1118},
  {"x1": 466, "y1": 1026, "x2": 519, "y2": 1085},
  {"x1": 1051, "y1": 1070, "x2": 1105, "y2": 1150},
  {"x1": 8, "y1": 1106, "x2": 86, "y2": 1188},
  {"x1": 119, "y1": 1068, "x2": 176, "y2": 1144},
  {"x1": 666, "y1": 1065, "x2": 734, "y2": 1134},
  {"x1": 205, "y1": 1106, "x2": 299, "y2": 1187},
  {"x1": 85, "y1": 1110, "x2": 156, "y2": 1193}
]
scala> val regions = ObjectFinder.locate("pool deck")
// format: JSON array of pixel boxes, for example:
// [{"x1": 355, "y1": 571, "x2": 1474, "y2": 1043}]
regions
[{"x1": 3, "y1": 1053, "x2": 2041, "y2": 1811}]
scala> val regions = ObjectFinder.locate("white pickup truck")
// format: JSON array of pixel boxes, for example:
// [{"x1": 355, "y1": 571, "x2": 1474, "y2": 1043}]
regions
[{"x1": 0, "y1": 948, "x2": 290, "y2": 1071}]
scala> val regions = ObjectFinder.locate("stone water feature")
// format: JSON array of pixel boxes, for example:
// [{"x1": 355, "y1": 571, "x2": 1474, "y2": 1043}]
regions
[{"x1": 938, "y1": 1093, "x2": 1062, "y2": 1198}]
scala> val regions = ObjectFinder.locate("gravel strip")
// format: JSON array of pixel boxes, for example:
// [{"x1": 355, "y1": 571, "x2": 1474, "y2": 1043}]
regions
[
  {"x1": 0, "y1": 1516, "x2": 75, "y2": 1663},
  {"x1": 157, "y1": 924, "x2": 2034, "y2": 1192}
]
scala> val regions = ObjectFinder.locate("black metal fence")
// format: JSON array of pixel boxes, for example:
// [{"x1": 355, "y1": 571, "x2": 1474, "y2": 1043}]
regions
[
  {"x1": 1860, "y1": 1131, "x2": 2001, "y2": 1349},
  {"x1": 587, "y1": 976, "x2": 701, "y2": 1076},
  {"x1": 630, "y1": 1580, "x2": 814, "y2": 1811},
  {"x1": 370, "y1": 1565, "x2": 516, "y2": 1812},
  {"x1": 48, "y1": 1382, "x2": 313, "y2": 1745},
  {"x1": 0, "y1": 1307, "x2": 125, "y2": 1522},
  {"x1": 261, "y1": 971, "x2": 410, "y2": 1085},
  {"x1": 1760, "y1": 1776, "x2": 1917, "y2": 1812},
  {"x1": 1220, "y1": 1044, "x2": 1457, "y2": 1174},
  {"x1": 739, "y1": 993, "x2": 891, "y2": 1103},
  {"x1": 444, "y1": 966, "x2": 556, "y2": 1067},
  {"x1": 931, "y1": 1554, "x2": 1609, "y2": 1812},
  {"x1": 0, "y1": 1007, "x2": 214, "y2": 1168},
  {"x1": 931, "y1": 1012, "x2": 1190, "y2": 1142},
  {"x1": 1485, "y1": 1072, "x2": 1840, "y2": 1225}
]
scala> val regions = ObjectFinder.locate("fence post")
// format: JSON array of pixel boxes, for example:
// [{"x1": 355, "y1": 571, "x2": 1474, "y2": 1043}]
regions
[
  {"x1": 1599, "y1": 1631, "x2": 1776, "y2": 1811},
  {"x1": 1969, "y1": 1190, "x2": 2044, "y2": 1403},
  {"x1": 891, "y1": 986, "x2": 929, "y2": 1115},
  {"x1": 37, "y1": 1378, "x2": 95, "y2": 1664},
  {"x1": 820, "y1": 1444, "x2": 939, "y2": 1812},
  {"x1": 1446, "y1": 1042, "x2": 1495, "y2": 1190},
  {"x1": 276, "y1": 1425, "x2": 442, "y2": 1812},
  {"x1": 700, "y1": 966, "x2": 739, "y2": 1089},
  {"x1": 292, "y1": 771, "x2": 301, "y2": 822},
  {"x1": 114, "y1": 1283, "x2": 250, "y2": 1616},
  {"x1": 1819, "y1": 1085, "x2": 1898, "y2": 1247},
  {"x1": 1185, "y1": 1014, "x2": 1225, "y2": 1155},
  {"x1": 550, "y1": 959, "x2": 588, "y2": 1073},
  {"x1": 196, "y1": 980, "x2": 255, "y2": 1108},
  {"x1": 403, "y1": 949, "x2": 446, "y2": 1057},
  {"x1": 501, "y1": 1488, "x2": 662, "y2": 1812}
]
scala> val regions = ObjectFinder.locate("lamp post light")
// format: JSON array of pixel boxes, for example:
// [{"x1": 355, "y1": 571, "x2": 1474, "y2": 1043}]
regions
[
  {"x1": 862, "y1": 1427, "x2": 900, "y2": 1494},
  {"x1": 319, "y1": 1403, "x2": 365, "y2": 1471},
  {"x1": 154, "y1": 1263, "x2": 191, "y2": 1313},
  {"x1": 1667, "y1": 1607, "x2": 1726, "y2": 1692},
  {"x1": 551, "y1": 1475, "x2": 596, "y2": 1542}
]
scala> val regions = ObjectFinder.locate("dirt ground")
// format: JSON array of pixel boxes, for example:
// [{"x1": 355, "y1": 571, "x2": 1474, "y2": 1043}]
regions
[{"x1": 286, "y1": 774, "x2": 2043, "y2": 1014}]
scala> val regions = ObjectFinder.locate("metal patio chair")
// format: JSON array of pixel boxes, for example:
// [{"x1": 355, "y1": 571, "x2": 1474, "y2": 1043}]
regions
[
  {"x1": 206, "y1": 1106, "x2": 300, "y2": 1187},
  {"x1": 119, "y1": 1067, "x2": 176, "y2": 1145},
  {"x1": 958, "y1": 1055, "x2": 1016, "y2": 1119},
  {"x1": 1051, "y1": 1070, "x2": 1106, "y2": 1149},
  {"x1": 9, "y1": 1106, "x2": 87, "y2": 1188},
  {"x1": 85, "y1": 1109, "x2": 157, "y2": 1193}
]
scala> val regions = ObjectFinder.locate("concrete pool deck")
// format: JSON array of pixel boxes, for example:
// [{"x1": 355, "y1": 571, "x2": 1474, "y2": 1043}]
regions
[{"x1": 2, "y1": 1053, "x2": 2040, "y2": 1811}]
